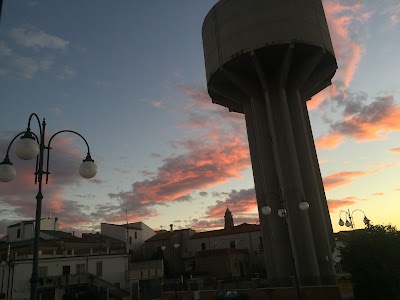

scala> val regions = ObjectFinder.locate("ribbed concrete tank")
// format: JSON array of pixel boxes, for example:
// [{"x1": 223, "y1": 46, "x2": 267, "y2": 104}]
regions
[{"x1": 202, "y1": 0, "x2": 338, "y2": 291}]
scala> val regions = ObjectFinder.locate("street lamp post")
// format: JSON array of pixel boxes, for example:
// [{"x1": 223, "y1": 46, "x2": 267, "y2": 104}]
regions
[
  {"x1": 0, "y1": 113, "x2": 97, "y2": 300},
  {"x1": 173, "y1": 243, "x2": 180, "y2": 278},
  {"x1": 338, "y1": 208, "x2": 370, "y2": 230},
  {"x1": 262, "y1": 192, "x2": 310, "y2": 300},
  {"x1": 0, "y1": 261, "x2": 6, "y2": 300}
]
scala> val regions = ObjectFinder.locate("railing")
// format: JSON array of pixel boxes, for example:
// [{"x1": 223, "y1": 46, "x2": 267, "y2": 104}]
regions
[{"x1": 37, "y1": 273, "x2": 129, "y2": 297}]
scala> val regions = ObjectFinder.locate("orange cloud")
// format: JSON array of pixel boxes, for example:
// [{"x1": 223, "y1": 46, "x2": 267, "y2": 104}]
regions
[
  {"x1": 308, "y1": 1, "x2": 367, "y2": 108},
  {"x1": 316, "y1": 133, "x2": 344, "y2": 149},
  {"x1": 389, "y1": 147, "x2": 400, "y2": 153},
  {"x1": 109, "y1": 85, "x2": 251, "y2": 213},
  {"x1": 323, "y1": 170, "x2": 377, "y2": 190},
  {"x1": 205, "y1": 188, "x2": 257, "y2": 220},
  {"x1": 109, "y1": 133, "x2": 251, "y2": 206},
  {"x1": 316, "y1": 96, "x2": 400, "y2": 149},
  {"x1": 327, "y1": 197, "x2": 357, "y2": 211}
]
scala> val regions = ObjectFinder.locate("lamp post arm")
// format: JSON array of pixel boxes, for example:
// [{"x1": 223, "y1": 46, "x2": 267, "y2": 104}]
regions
[
  {"x1": 350, "y1": 209, "x2": 366, "y2": 218},
  {"x1": 338, "y1": 210, "x2": 349, "y2": 220},
  {"x1": 350, "y1": 209, "x2": 366, "y2": 230},
  {"x1": 45, "y1": 130, "x2": 93, "y2": 183},
  {"x1": 47, "y1": 130, "x2": 92, "y2": 154},
  {"x1": 27, "y1": 113, "x2": 43, "y2": 138},
  {"x1": 3, "y1": 132, "x2": 27, "y2": 157}
]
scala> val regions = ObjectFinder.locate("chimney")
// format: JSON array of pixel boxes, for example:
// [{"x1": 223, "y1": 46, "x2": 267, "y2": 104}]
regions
[{"x1": 170, "y1": 224, "x2": 173, "y2": 232}]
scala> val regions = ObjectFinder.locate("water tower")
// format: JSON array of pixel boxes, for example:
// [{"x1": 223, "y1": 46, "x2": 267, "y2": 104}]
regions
[{"x1": 202, "y1": 0, "x2": 339, "y2": 296}]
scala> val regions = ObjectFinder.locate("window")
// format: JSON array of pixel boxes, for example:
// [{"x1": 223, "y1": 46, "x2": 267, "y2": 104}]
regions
[
  {"x1": 62, "y1": 266, "x2": 70, "y2": 275},
  {"x1": 129, "y1": 236, "x2": 132, "y2": 244},
  {"x1": 201, "y1": 243, "x2": 206, "y2": 250},
  {"x1": 17, "y1": 229, "x2": 21, "y2": 238},
  {"x1": 134, "y1": 231, "x2": 137, "y2": 239},
  {"x1": 96, "y1": 261, "x2": 103, "y2": 276},
  {"x1": 76, "y1": 263, "x2": 86, "y2": 274},
  {"x1": 230, "y1": 241, "x2": 236, "y2": 249},
  {"x1": 38, "y1": 266, "x2": 48, "y2": 277}
]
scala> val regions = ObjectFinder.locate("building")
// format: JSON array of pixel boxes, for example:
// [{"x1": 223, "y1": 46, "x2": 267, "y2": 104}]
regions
[
  {"x1": 0, "y1": 253, "x2": 130, "y2": 299},
  {"x1": 101, "y1": 222, "x2": 156, "y2": 256},
  {"x1": 0, "y1": 218, "x2": 130, "y2": 299},
  {"x1": 188, "y1": 209, "x2": 265, "y2": 279},
  {"x1": 144, "y1": 225, "x2": 196, "y2": 276}
]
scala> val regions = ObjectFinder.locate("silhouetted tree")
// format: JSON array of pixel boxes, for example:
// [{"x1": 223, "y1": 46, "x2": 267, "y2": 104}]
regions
[{"x1": 341, "y1": 224, "x2": 400, "y2": 300}]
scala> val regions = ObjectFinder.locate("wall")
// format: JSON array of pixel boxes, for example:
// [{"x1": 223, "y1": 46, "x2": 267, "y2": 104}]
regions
[
  {"x1": 7, "y1": 223, "x2": 34, "y2": 242},
  {"x1": 101, "y1": 222, "x2": 156, "y2": 253},
  {"x1": 188, "y1": 231, "x2": 265, "y2": 275},
  {"x1": 128, "y1": 259, "x2": 164, "y2": 280},
  {"x1": 7, "y1": 218, "x2": 59, "y2": 242},
  {"x1": 101, "y1": 223, "x2": 128, "y2": 244},
  {"x1": 3, "y1": 254, "x2": 129, "y2": 299}
]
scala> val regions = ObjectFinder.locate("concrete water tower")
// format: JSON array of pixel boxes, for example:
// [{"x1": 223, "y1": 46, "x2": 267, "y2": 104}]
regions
[{"x1": 202, "y1": 0, "x2": 340, "y2": 296}]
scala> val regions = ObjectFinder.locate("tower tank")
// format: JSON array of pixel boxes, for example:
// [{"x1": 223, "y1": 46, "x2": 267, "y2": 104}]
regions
[{"x1": 202, "y1": 0, "x2": 339, "y2": 292}]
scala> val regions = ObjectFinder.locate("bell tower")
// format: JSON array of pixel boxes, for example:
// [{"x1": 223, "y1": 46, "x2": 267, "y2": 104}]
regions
[{"x1": 224, "y1": 207, "x2": 234, "y2": 228}]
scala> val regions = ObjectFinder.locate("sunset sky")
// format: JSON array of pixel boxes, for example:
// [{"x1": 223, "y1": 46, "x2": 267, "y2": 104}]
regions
[{"x1": 1, "y1": 0, "x2": 400, "y2": 236}]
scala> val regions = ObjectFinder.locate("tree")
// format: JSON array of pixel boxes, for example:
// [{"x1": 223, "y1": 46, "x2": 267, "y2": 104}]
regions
[{"x1": 341, "y1": 224, "x2": 400, "y2": 300}]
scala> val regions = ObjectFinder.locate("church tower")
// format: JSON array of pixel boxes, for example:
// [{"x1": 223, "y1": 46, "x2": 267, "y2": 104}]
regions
[{"x1": 224, "y1": 207, "x2": 234, "y2": 228}]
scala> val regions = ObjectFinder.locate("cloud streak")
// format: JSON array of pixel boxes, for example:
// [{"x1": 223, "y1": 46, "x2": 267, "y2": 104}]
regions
[
  {"x1": 9, "y1": 25, "x2": 69, "y2": 50},
  {"x1": 327, "y1": 197, "x2": 357, "y2": 211},
  {"x1": 108, "y1": 86, "x2": 251, "y2": 226},
  {"x1": 308, "y1": 1, "x2": 369, "y2": 108},
  {"x1": 323, "y1": 170, "x2": 377, "y2": 190},
  {"x1": 316, "y1": 95, "x2": 400, "y2": 149}
]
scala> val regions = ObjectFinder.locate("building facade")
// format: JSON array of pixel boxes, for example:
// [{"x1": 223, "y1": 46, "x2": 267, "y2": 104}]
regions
[{"x1": 101, "y1": 222, "x2": 156, "y2": 255}]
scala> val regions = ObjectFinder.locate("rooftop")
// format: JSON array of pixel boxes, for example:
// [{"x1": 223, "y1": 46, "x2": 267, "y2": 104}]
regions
[
  {"x1": 101, "y1": 222, "x2": 143, "y2": 230},
  {"x1": 145, "y1": 229, "x2": 191, "y2": 242},
  {"x1": 191, "y1": 223, "x2": 260, "y2": 239}
]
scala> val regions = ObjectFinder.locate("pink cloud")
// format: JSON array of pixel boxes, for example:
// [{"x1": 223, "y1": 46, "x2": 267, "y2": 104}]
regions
[
  {"x1": 108, "y1": 86, "x2": 251, "y2": 224},
  {"x1": 152, "y1": 101, "x2": 164, "y2": 108},
  {"x1": 316, "y1": 133, "x2": 345, "y2": 149},
  {"x1": 185, "y1": 189, "x2": 259, "y2": 231},
  {"x1": 327, "y1": 197, "x2": 357, "y2": 211},
  {"x1": 109, "y1": 132, "x2": 251, "y2": 206},
  {"x1": 316, "y1": 96, "x2": 400, "y2": 149},
  {"x1": 205, "y1": 189, "x2": 257, "y2": 219},
  {"x1": 177, "y1": 86, "x2": 245, "y2": 133},
  {"x1": 323, "y1": 170, "x2": 377, "y2": 190},
  {"x1": 308, "y1": 1, "x2": 368, "y2": 108}
]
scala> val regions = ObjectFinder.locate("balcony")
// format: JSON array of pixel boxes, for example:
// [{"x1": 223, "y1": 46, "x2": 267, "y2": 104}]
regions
[{"x1": 37, "y1": 273, "x2": 129, "y2": 298}]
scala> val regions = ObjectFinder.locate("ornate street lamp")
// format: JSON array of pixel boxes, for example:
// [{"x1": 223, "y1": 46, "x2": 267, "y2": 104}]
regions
[
  {"x1": 0, "y1": 113, "x2": 97, "y2": 300},
  {"x1": 261, "y1": 192, "x2": 309, "y2": 300},
  {"x1": 338, "y1": 208, "x2": 370, "y2": 230}
]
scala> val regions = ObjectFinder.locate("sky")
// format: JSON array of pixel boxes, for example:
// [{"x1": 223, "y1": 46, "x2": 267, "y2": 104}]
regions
[{"x1": 0, "y1": 0, "x2": 400, "y2": 237}]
